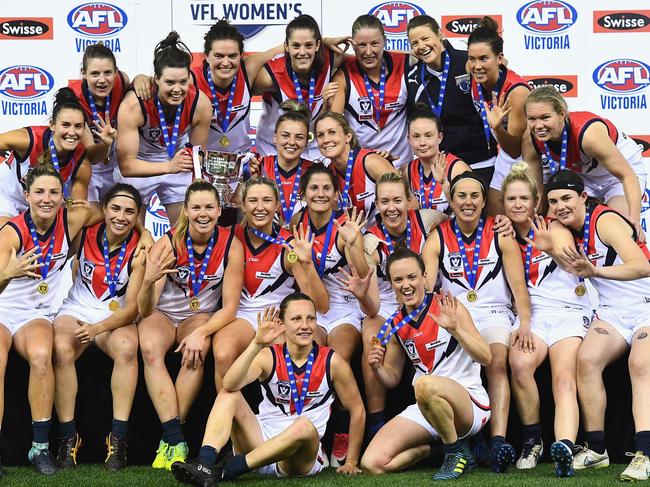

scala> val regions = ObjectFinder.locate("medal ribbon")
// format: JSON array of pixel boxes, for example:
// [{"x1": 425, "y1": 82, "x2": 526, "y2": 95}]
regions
[
  {"x1": 379, "y1": 219, "x2": 411, "y2": 254},
  {"x1": 524, "y1": 228, "x2": 535, "y2": 284},
  {"x1": 26, "y1": 214, "x2": 56, "y2": 281},
  {"x1": 48, "y1": 137, "x2": 72, "y2": 199},
  {"x1": 376, "y1": 295, "x2": 430, "y2": 346},
  {"x1": 475, "y1": 85, "x2": 493, "y2": 151},
  {"x1": 419, "y1": 51, "x2": 450, "y2": 117},
  {"x1": 543, "y1": 124, "x2": 568, "y2": 175},
  {"x1": 576, "y1": 208, "x2": 592, "y2": 287},
  {"x1": 284, "y1": 344, "x2": 316, "y2": 416},
  {"x1": 290, "y1": 69, "x2": 316, "y2": 112},
  {"x1": 86, "y1": 86, "x2": 110, "y2": 125},
  {"x1": 309, "y1": 212, "x2": 335, "y2": 277},
  {"x1": 274, "y1": 158, "x2": 302, "y2": 224},
  {"x1": 186, "y1": 231, "x2": 216, "y2": 298},
  {"x1": 363, "y1": 63, "x2": 386, "y2": 127},
  {"x1": 248, "y1": 227, "x2": 293, "y2": 250},
  {"x1": 418, "y1": 160, "x2": 437, "y2": 209},
  {"x1": 155, "y1": 95, "x2": 183, "y2": 159},
  {"x1": 206, "y1": 68, "x2": 238, "y2": 133},
  {"x1": 452, "y1": 217, "x2": 485, "y2": 291},
  {"x1": 339, "y1": 149, "x2": 355, "y2": 210},
  {"x1": 102, "y1": 228, "x2": 128, "y2": 298}
]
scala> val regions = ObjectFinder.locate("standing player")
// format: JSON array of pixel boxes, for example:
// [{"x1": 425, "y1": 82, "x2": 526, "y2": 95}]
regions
[
  {"x1": 422, "y1": 172, "x2": 532, "y2": 472},
  {"x1": 361, "y1": 249, "x2": 491, "y2": 481},
  {"x1": 467, "y1": 17, "x2": 530, "y2": 214},
  {"x1": 137, "y1": 180, "x2": 244, "y2": 470},
  {"x1": 171, "y1": 292, "x2": 365, "y2": 485},
  {"x1": 534, "y1": 170, "x2": 650, "y2": 481},
  {"x1": 522, "y1": 86, "x2": 645, "y2": 234},
  {"x1": 52, "y1": 184, "x2": 145, "y2": 471},
  {"x1": 329, "y1": 15, "x2": 411, "y2": 167},
  {"x1": 501, "y1": 164, "x2": 590, "y2": 477},
  {"x1": 117, "y1": 31, "x2": 212, "y2": 225}
]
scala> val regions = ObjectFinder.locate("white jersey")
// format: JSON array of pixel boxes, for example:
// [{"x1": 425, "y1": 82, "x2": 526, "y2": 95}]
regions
[{"x1": 258, "y1": 343, "x2": 335, "y2": 437}]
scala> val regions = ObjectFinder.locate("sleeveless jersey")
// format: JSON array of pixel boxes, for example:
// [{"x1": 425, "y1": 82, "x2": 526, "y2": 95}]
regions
[
  {"x1": 405, "y1": 154, "x2": 462, "y2": 212},
  {"x1": 390, "y1": 293, "x2": 485, "y2": 394},
  {"x1": 408, "y1": 42, "x2": 494, "y2": 165},
  {"x1": 258, "y1": 343, "x2": 335, "y2": 437},
  {"x1": 298, "y1": 208, "x2": 355, "y2": 306},
  {"x1": 156, "y1": 225, "x2": 235, "y2": 317},
  {"x1": 236, "y1": 224, "x2": 295, "y2": 309},
  {"x1": 574, "y1": 203, "x2": 650, "y2": 308},
  {"x1": 532, "y1": 112, "x2": 644, "y2": 182},
  {"x1": 191, "y1": 60, "x2": 251, "y2": 153},
  {"x1": 137, "y1": 85, "x2": 199, "y2": 162},
  {"x1": 0, "y1": 207, "x2": 72, "y2": 314},
  {"x1": 260, "y1": 156, "x2": 313, "y2": 223},
  {"x1": 330, "y1": 148, "x2": 380, "y2": 221},
  {"x1": 256, "y1": 50, "x2": 334, "y2": 160},
  {"x1": 437, "y1": 217, "x2": 512, "y2": 309},
  {"x1": 470, "y1": 67, "x2": 529, "y2": 148},
  {"x1": 342, "y1": 52, "x2": 411, "y2": 167},
  {"x1": 516, "y1": 225, "x2": 589, "y2": 310},
  {"x1": 66, "y1": 222, "x2": 139, "y2": 314}
]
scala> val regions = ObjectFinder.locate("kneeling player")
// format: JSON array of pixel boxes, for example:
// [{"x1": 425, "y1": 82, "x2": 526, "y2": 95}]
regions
[
  {"x1": 361, "y1": 249, "x2": 492, "y2": 481},
  {"x1": 172, "y1": 292, "x2": 365, "y2": 485}
]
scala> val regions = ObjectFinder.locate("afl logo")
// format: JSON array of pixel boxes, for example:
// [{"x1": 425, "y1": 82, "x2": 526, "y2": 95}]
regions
[
  {"x1": 0, "y1": 65, "x2": 53, "y2": 100},
  {"x1": 147, "y1": 194, "x2": 169, "y2": 220},
  {"x1": 369, "y1": 2, "x2": 425, "y2": 38},
  {"x1": 592, "y1": 59, "x2": 650, "y2": 94},
  {"x1": 67, "y1": 3, "x2": 127, "y2": 37},
  {"x1": 516, "y1": 1, "x2": 577, "y2": 34}
]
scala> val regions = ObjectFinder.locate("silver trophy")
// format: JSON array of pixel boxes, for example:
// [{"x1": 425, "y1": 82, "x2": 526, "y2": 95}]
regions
[{"x1": 192, "y1": 146, "x2": 241, "y2": 207}]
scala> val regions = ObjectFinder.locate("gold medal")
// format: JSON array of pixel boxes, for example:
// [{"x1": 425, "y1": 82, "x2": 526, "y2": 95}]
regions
[
  {"x1": 575, "y1": 283, "x2": 586, "y2": 296},
  {"x1": 287, "y1": 250, "x2": 298, "y2": 263},
  {"x1": 308, "y1": 131, "x2": 314, "y2": 143},
  {"x1": 64, "y1": 198, "x2": 73, "y2": 208},
  {"x1": 37, "y1": 282, "x2": 49, "y2": 295},
  {"x1": 108, "y1": 300, "x2": 120, "y2": 312},
  {"x1": 371, "y1": 336, "x2": 382, "y2": 346},
  {"x1": 467, "y1": 290, "x2": 478, "y2": 302},
  {"x1": 219, "y1": 135, "x2": 230, "y2": 147},
  {"x1": 189, "y1": 296, "x2": 200, "y2": 311}
]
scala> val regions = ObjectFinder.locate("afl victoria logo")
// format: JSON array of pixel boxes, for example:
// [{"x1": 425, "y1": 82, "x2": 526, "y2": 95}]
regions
[
  {"x1": 67, "y1": 3, "x2": 127, "y2": 37},
  {"x1": 369, "y1": 2, "x2": 424, "y2": 38},
  {"x1": 593, "y1": 59, "x2": 650, "y2": 94},
  {"x1": 516, "y1": 0, "x2": 577, "y2": 34},
  {"x1": 0, "y1": 65, "x2": 53, "y2": 100}
]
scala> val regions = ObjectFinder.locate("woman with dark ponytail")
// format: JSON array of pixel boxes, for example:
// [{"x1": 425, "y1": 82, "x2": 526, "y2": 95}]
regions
[
  {"x1": 0, "y1": 87, "x2": 94, "y2": 225},
  {"x1": 117, "y1": 31, "x2": 212, "y2": 226}
]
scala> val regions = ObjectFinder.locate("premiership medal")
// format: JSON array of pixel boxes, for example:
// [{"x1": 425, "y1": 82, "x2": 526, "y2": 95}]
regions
[
  {"x1": 467, "y1": 290, "x2": 478, "y2": 302},
  {"x1": 308, "y1": 131, "x2": 314, "y2": 143},
  {"x1": 452, "y1": 217, "x2": 485, "y2": 306},
  {"x1": 206, "y1": 66, "x2": 237, "y2": 147},
  {"x1": 48, "y1": 137, "x2": 73, "y2": 200},
  {"x1": 543, "y1": 123, "x2": 568, "y2": 175},
  {"x1": 371, "y1": 336, "x2": 382, "y2": 347},
  {"x1": 574, "y1": 210, "x2": 592, "y2": 298},
  {"x1": 189, "y1": 297, "x2": 200, "y2": 311},
  {"x1": 37, "y1": 282, "x2": 49, "y2": 295},
  {"x1": 186, "y1": 230, "x2": 216, "y2": 312},
  {"x1": 65, "y1": 198, "x2": 74, "y2": 208},
  {"x1": 575, "y1": 284, "x2": 586, "y2": 296},
  {"x1": 284, "y1": 344, "x2": 316, "y2": 416},
  {"x1": 103, "y1": 229, "x2": 129, "y2": 314},
  {"x1": 27, "y1": 213, "x2": 56, "y2": 295},
  {"x1": 248, "y1": 227, "x2": 297, "y2": 264},
  {"x1": 155, "y1": 95, "x2": 183, "y2": 160},
  {"x1": 363, "y1": 63, "x2": 386, "y2": 130},
  {"x1": 219, "y1": 134, "x2": 230, "y2": 147},
  {"x1": 109, "y1": 300, "x2": 120, "y2": 311},
  {"x1": 274, "y1": 157, "x2": 302, "y2": 225},
  {"x1": 287, "y1": 250, "x2": 298, "y2": 263}
]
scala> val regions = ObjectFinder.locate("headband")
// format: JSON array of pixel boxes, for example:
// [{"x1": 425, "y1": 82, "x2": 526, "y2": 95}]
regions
[{"x1": 545, "y1": 179, "x2": 584, "y2": 194}]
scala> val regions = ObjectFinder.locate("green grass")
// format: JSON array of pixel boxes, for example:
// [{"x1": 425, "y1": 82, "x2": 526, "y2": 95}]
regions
[{"x1": 0, "y1": 464, "x2": 631, "y2": 486}]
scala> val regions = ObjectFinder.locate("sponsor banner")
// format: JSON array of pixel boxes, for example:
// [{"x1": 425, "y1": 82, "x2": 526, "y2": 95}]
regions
[
  {"x1": 67, "y1": 2, "x2": 128, "y2": 53},
  {"x1": 524, "y1": 75, "x2": 578, "y2": 97},
  {"x1": 593, "y1": 59, "x2": 650, "y2": 110},
  {"x1": 0, "y1": 65, "x2": 53, "y2": 116},
  {"x1": 441, "y1": 15, "x2": 502, "y2": 38},
  {"x1": 0, "y1": 18, "x2": 53, "y2": 40},
  {"x1": 593, "y1": 10, "x2": 650, "y2": 33},
  {"x1": 516, "y1": 0, "x2": 577, "y2": 50},
  {"x1": 369, "y1": 1, "x2": 425, "y2": 50}
]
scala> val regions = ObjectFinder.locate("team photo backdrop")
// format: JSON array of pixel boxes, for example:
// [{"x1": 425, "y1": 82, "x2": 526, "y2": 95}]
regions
[{"x1": 0, "y1": 0, "x2": 649, "y2": 237}]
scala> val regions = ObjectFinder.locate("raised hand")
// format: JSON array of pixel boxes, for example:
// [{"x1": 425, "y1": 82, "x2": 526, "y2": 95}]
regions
[
  {"x1": 287, "y1": 224, "x2": 313, "y2": 265},
  {"x1": 525, "y1": 215, "x2": 552, "y2": 252},
  {"x1": 432, "y1": 151, "x2": 448, "y2": 184},
  {"x1": 431, "y1": 291, "x2": 459, "y2": 332},
  {"x1": 92, "y1": 113, "x2": 117, "y2": 147},
  {"x1": 322, "y1": 82, "x2": 339, "y2": 110},
  {"x1": 144, "y1": 245, "x2": 177, "y2": 283},
  {"x1": 3, "y1": 247, "x2": 43, "y2": 280},
  {"x1": 485, "y1": 91, "x2": 512, "y2": 131},
  {"x1": 255, "y1": 307, "x2": 285, "y2": 347},
  {"x1": 334, "y1": 207, "x2": 367, "y2": 247},
  {"x1": 323, "y1": 35, "x2": 352, "y2": 55},
  {"x1": 556, "y1": 245, "x2": 597, "y2": 278},
  {"x1": 335, "y1": 265, "x2": 375, "y2": 300}
]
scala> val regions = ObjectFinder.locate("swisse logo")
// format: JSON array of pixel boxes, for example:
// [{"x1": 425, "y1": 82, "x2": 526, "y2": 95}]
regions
[
  {"x1": 370, "y1": 2, "x2": 424, "y2": 50},
  {"x1": 517, "y1": 0, "x2": 577, "y2": 33},
  {"x1": 0, "y1": 18, "x2": 53, "y2": 40},
  {"x1": 67, "y1": 3, "x2": 127, "y2": 37},
  {"x1": 594, "y1": 11, "x2": 650, "y2": 33},
  {"x1": 594, "y1": 59, "x2": 650, "y2": 110},
  {"x1": 631, "y1": 135, "x2": 650, "y2": 157},
  {"x1": 441, "y1": 15, "x2": 502, "y2": 38},
  {"x1": 0, "y1": 65, "x2": 53, "y2": 100},
  {"x1": 524, "y1": 75, "x2": 577, "y2": 97}
]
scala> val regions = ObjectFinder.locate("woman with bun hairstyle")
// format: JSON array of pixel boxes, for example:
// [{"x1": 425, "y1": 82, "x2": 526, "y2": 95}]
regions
[
  {"x1": 254, "y1": 14, "x2": 349, "y2": 160},
  {"x1": 404, "y1": 106, "x2": 472, "y2": 212},
  {"x1": 329, "y1": 15, "x2": 412, "y2": 167},
  {"x1": 407, "y1": 15, "x2": 495, "y2": 179},
  {"x1": 69, "y1": 43, "x2": 129, "y2": 201},
  {"x1": 501, "y1": 163, "x2": 590, "y2": 477},
  {"x1": 117, "y1": 31, "x2": 212, "y2": 226},
  {"x1": 0, "y1": 88, "x2": 94, "y2": 226},
  {"x1": 137, "y1": 180, "x2": 244, "y2": 471},
  {"x1": 422, "y1": 171, "x2": 531, "y2": 473},
  {"x1": 467, "y1": 17, "x2": 530, "y2": 214},
  {"x1": 531, "y1": 169, "x2": 650, "y2": 482},
  {"x1": 522, "y1": 85, "x2": 645, "y2": 235},
  {"x1": 314, "y1": 111, "x2": 395, "y2": 222}
]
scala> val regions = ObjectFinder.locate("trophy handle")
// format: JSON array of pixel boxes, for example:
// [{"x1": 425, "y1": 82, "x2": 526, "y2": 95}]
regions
[{"x1": 192, "y1": 145, "x2": 203, "y2": 181}]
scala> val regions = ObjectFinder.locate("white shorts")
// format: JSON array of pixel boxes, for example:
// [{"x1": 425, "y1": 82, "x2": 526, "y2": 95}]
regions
[
  {"x1": 397, "y1": 385, "x2": 491, "y2": 440},
  {"x1": 469, "y1": 306, "x2": 514, "y2": 346},
  {"x1": 56, "y1": 296, "x2": 114, "y2": 324},
  {"x1": 584, "y1": 173, "x2": 647, "y2": 204},
  {"x1": 117, "y1": 169, "x2": 191, "y2": 206},
  {"x1": 0, "y1": 308, "x2": 55, "y2": 336},
  {"x1": 317, "y1": 302, "x2": 363, "y2": 334},
  {"x1": 377, "y1": 297, "x2": 399, "y2": 322},
  {"x1": 255, "y1": 416, "x2": 327, "y2": 477},
  {"x1": 0, "y1": 163, "x2": 26, "y2": 218},
  {"x1": 235, "y1": 306, "x2": 267, "y2": 332},
  {"x1": 89, "y1": 165, "x2": 117, "y2": 202},
  {"x1": 467, "y1": 155, "x2": 497, "y2": 171},
  {"x1": 490, "y1": 150, "x2": 521, "y2": 191},
  {"x1": 594, "y1": 304, "x2": 650, "y2": 345},
  {"x1": 514, "y1": 306, "x2": 590, "y2": 347}
]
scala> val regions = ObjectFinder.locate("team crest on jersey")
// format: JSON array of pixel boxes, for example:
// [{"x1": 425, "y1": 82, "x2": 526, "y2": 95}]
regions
[
  {"x1": 582, "y1": 315, "x2": 591, "y2": 330},
  {"x1": 176, "y1": 266, "x2": 190, "y2": 283},
  {"x1": 404, "y1": 339, "x2": 421, "y2": 363},
  {"x1": 455, "y1": 74, "x2": 471, "y2": 93},
  {"x1": 448, "y1": 252, "x2": 463, "y2": 278},
  {"x1": 358, "y1": 97, "x2": 374, "y2": 121},
  {"x1": 277, "y1": 381, "x2": 291, "y2": 401},
  {"x1": 148, "y1": 127, "x2": 161, "y2": 141},
  {"x1": 81, "y1": 260, "x2": 95, "y2": 281}
]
